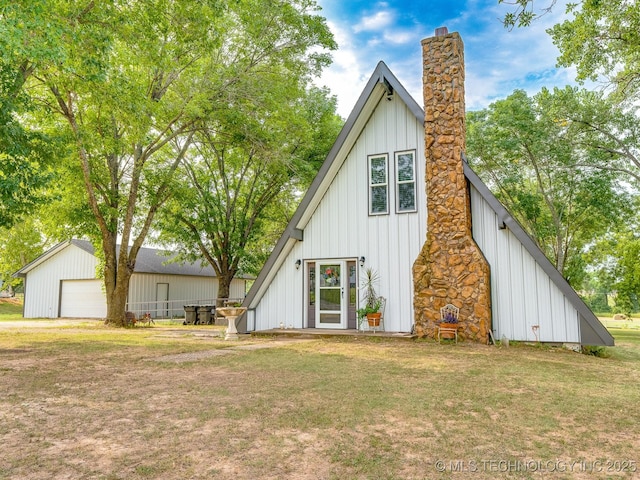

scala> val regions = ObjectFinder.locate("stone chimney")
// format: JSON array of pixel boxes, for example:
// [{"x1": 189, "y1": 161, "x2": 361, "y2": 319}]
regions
[{"x1": 412, "y1": 28, "x2": 492, "y2": 343}]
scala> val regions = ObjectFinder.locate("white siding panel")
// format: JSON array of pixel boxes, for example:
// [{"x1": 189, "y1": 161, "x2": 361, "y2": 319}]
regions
[
  {"x1": 549, "y1": 285, "x2": 567, "y2": 341},
  {"x1": 535, "y1": 265, "x2": 554, "y2": 341},
  {"x1": 494, "y1": 221, "x2": 514, "y2": 338},
  {"x1": 564, "y1": 302, "x2": 581, "y2": 343},
  {"x1": 253, "y1": 96, "x2": 425, "y2": 332},
  {"x1": 253, "y1": 258, "x2": 304, "y2": 330},
  {"x1": 60, "y1": 279, "x2": 107, "y2": 318},
  {"x1": 23, "y1": 244, "x2": 98, "y2": 318},
  {"x1": 246, "y1": 309, "x2": 256, "y2": 331},
  {"x1": 470, "y1": 187, "x2": 581, "y2": 343},
  {"x1": 522, "y1": 252, "x2": 540, "y2": 341},
  {"x1": 127, "y1": 274, "x2": 243, "y2": 318},
  {"x1": 508, "y1": 235, "x2": 527, "y2": 340}
]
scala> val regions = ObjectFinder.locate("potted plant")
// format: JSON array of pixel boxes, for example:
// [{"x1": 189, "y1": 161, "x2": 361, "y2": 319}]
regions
[
  {"x1": 439, "y1": 309, "x2": 459, "y2": 339},
  {"x1": 441, "y1": 310, "x2": 459, "y2": 326},
  {"x1": 356, "y1": 267, "x2": 383, "y2": 328}
]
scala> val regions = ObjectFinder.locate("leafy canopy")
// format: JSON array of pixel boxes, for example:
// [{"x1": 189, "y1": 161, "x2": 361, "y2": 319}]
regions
[
  {"x1": 156, "y1": 83, "x2": 342, "y2": 299},
  {"x1": 499, "y1": 0, "x2": 640, "y2": 103},
  {"x1": 466, "y1": 87, "x2": 631, "y2": 286},
  {"x1": 550, "y1": 0, "x2": 640, "y2": 102},
  {"x1": 4, "y1": 0, "x2": 337, "y2": 324}
]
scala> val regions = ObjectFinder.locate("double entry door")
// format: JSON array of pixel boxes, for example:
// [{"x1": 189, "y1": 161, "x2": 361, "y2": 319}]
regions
[{"x1": 307, "y1": 260, "x2": 357, "y2": 329}]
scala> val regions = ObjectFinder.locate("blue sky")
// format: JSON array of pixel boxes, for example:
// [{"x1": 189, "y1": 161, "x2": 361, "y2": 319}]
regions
[{"x1": 314, "y1": 0, "x2": 577, "y2": 118}]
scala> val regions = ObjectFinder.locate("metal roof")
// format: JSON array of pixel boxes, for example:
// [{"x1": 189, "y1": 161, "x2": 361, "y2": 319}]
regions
[
  {"x1": 243, "y1": 61, "x2": 418, "y2": 308},
  {"x1": 15, "y1": 239, "x2": 252, "y2": 279}
]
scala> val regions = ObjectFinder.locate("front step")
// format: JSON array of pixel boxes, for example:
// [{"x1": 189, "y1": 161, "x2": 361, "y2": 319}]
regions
[{"x1": 250, "y1": 328, "x2": 417, "y2": 341}]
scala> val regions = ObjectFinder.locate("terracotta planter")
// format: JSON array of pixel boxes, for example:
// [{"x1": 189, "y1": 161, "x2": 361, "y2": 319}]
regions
[
  {"x1": 367, "y1": 313, "x2": 381, "y2": 327},
  {"x1": 439, "y1": 323, "x2": 458, "y2": 339}
]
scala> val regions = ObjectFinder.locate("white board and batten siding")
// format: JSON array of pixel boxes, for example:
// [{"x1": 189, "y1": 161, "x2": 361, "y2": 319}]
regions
[
  {"x1": 248, "y1": 62, "x2": 611, "y2": 344},
  {"x1": 245, "y1": 61, "x2": 613, "y2": 344},
  {"x1": 23, "y1": 244, "x2": 98, "y2": 318},
  {"x1": 18, "y1": 240, "x2": 248, "y2": 319},
  {"x1": 127, "y1": 274, "x2": 246, "y2": 317},
  {"x1": 470, "y1": 186, "x2": 581, "y2": 343},
  {"x1": 249, "y1": 91, "x2": 427, "y2": 333}
]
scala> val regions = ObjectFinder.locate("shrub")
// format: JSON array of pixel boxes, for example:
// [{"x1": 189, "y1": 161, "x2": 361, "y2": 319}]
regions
[{"x1": 581, "y1": 345, "x2": 611, "y2": 358}]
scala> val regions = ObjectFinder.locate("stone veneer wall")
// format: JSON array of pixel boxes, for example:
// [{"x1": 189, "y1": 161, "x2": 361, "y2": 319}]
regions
[{"x1": 412, "y1": 30, "x2": 492, "y2": 343}]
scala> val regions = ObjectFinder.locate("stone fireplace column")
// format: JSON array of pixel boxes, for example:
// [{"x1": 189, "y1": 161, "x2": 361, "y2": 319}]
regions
[{"x1": 412, "y1": 29, "x2": 492, "y2": 343}]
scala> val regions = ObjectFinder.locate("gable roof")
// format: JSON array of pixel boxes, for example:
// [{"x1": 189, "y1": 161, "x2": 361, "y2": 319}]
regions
[
  {"x1": 244, "y1": 62, "x2": 419, "y2": 308},
  {"x1": 14, "y1": 239, "x2": 240, "y2": 279},
  {"x1": 462, "y1": 162, "x2": 613, "y2": 346},
  {"x1": 243, "y1": 61, "x2": 613, "y2": 346}
]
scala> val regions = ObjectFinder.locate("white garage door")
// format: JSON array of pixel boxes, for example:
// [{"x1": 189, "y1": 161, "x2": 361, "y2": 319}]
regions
[{"x1": 60, "y1": 280, "x2": 107, "y2": 318}]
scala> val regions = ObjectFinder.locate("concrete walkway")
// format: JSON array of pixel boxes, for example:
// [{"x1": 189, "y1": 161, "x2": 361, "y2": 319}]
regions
[
  {"x1": 152, "y1": 338, "x2": 312, "y2": 363},
  {"x1": 252, "y1": 328, "x2": 417, "y2": 340},
  {"x1": 0, "y1": 319, "x2": 104, "y2": 329}
]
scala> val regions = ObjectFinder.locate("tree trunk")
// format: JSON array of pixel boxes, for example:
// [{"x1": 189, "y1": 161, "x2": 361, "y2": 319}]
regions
[
  {"x1": 102, "y1": 237, "x2": 135, "y2": 327},
  {"x1": 105, "y1": 276, "x2": 131, "y2": 326},
  {"x1": 555, "y1": 231, "x2": 566, "y2": 275},
  {"x1": 217, "y1": 272, "x2": 233, "y2": 307}
]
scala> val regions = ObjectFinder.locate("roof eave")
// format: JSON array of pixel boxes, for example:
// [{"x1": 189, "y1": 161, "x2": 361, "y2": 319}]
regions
[
  {"x1": 13, "y1": 240, "x2": 73, "y2": 278},
  {"x1": 463, "y1": 160, "x2": 614, "y2": 347},
  {"x1": 243, "y1": 61, "x2": 421, "y2": 310}
]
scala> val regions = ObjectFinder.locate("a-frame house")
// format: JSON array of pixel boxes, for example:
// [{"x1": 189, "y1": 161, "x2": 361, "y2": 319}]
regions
[{"x1": 241, "y1": 30, "x2": 613, "y2": 347}]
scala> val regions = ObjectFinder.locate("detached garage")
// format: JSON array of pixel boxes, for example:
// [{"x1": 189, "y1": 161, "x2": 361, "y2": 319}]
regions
[{"x1": 15, "y1": 239, "x2": 249, "y2": 319}]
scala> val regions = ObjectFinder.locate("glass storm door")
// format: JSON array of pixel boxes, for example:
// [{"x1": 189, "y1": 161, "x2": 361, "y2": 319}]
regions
[{"x1": 316, "y1": 261, "x2": 346, "y2": 328}]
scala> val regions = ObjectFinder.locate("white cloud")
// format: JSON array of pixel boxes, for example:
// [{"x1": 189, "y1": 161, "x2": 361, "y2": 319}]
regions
[
  {"x1": 451, "y1": 0, "x2": 578, "y2": 108},
  {"x1": 383, "y1": 30, "x2": 413, "y2": 45},
  {"x1": 315, "y1": 0, "x2": 582, "y2": 118},
  {"x1": 314, "y1": 20, "x2": 374, "y2": 118},
  {"x1": 354, "y1": 10, "x2": 394, "y2": 33}
]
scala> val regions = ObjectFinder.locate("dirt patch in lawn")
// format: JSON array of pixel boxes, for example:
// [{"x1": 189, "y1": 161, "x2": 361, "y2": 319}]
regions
[
  {"x1": 0, "y1": 297, "x2": 22, "y2": 306},
  {"x1": 1, "y1": 325, "x2": 639, "y2": 479},
  {"x1": 0, "y1": 331, "x2": 330, "y2": 479}
]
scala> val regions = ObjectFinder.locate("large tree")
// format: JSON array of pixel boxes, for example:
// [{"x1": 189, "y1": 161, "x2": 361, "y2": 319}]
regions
[
  {"x1": 157, "y1": 85, "x2": 342, "y2": 301},
  {"x1": 500, "y1": 0, "x2": 640, "y2": 103},
  {"x1": 544, "y1": 87, "x2": 640, "y2": 187},
  {"x1": 549, "y1": 0, "x2": 640, "y2": 102},
  {"x1": 7, "y1": 0, "x2": 335, "y2": 325},
  {"x1": 0, "y1": 1, "x2": 66, "y2": 228},
  {"x1": 466, "y1": 88, "x2": 631, "y2": 286}
]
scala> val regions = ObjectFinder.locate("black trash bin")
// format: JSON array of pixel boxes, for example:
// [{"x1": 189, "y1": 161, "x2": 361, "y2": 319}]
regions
[
  {"x1": 184, "y1": 305, "x2": 197, "y2": 325},
  {"x1": 197, "y1": 305, "x2": 214, "y2": 325}
]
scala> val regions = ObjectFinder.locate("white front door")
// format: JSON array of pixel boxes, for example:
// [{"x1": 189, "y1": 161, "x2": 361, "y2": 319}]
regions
[{"x1": 316, "y1": 261, "x2": 347, "y2": 329}]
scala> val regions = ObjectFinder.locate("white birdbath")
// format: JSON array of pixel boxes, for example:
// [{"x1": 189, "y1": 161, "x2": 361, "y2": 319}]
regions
[{"x1": 217, "y1": 307, "x2": 247, "y2": 340}]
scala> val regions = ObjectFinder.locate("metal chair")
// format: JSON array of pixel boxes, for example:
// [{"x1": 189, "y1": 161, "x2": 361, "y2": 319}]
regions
[{"x1": 437, "y1": 303, "x2": 460, "y2": 343}]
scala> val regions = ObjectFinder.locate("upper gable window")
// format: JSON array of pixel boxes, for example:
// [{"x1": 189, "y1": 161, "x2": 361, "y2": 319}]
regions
[
  {"x1": 368, "y1": 154, "x2": 388, "y2": 215},
  {"x1": 395, "y1": 150, "x2": 417, "y2": 213}
]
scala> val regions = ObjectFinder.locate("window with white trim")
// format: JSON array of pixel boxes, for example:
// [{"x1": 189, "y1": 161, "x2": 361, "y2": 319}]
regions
[
  {"x1": 368, "y1": 154, "x2": 388, "y2": 215},
  {"x1": 395, "y1": 150, "x2": 417, "y2": 213}
]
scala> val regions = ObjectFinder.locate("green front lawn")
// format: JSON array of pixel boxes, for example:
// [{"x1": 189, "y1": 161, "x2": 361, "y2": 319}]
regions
[
  {"x1": 0, "y1": 322, "x2": 638, "y2": 479},
  {"x1": 0, "y1": 297, "x2": 23, "y2": 320}
]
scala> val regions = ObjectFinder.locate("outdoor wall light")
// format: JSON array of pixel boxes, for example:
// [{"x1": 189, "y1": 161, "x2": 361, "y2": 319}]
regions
[
  {"x1": 295, "y1": 259, "x2": 301, "y2": 269},
  {"x1": 359, "y1": 256, "x2": 365, "y2": 267}
]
